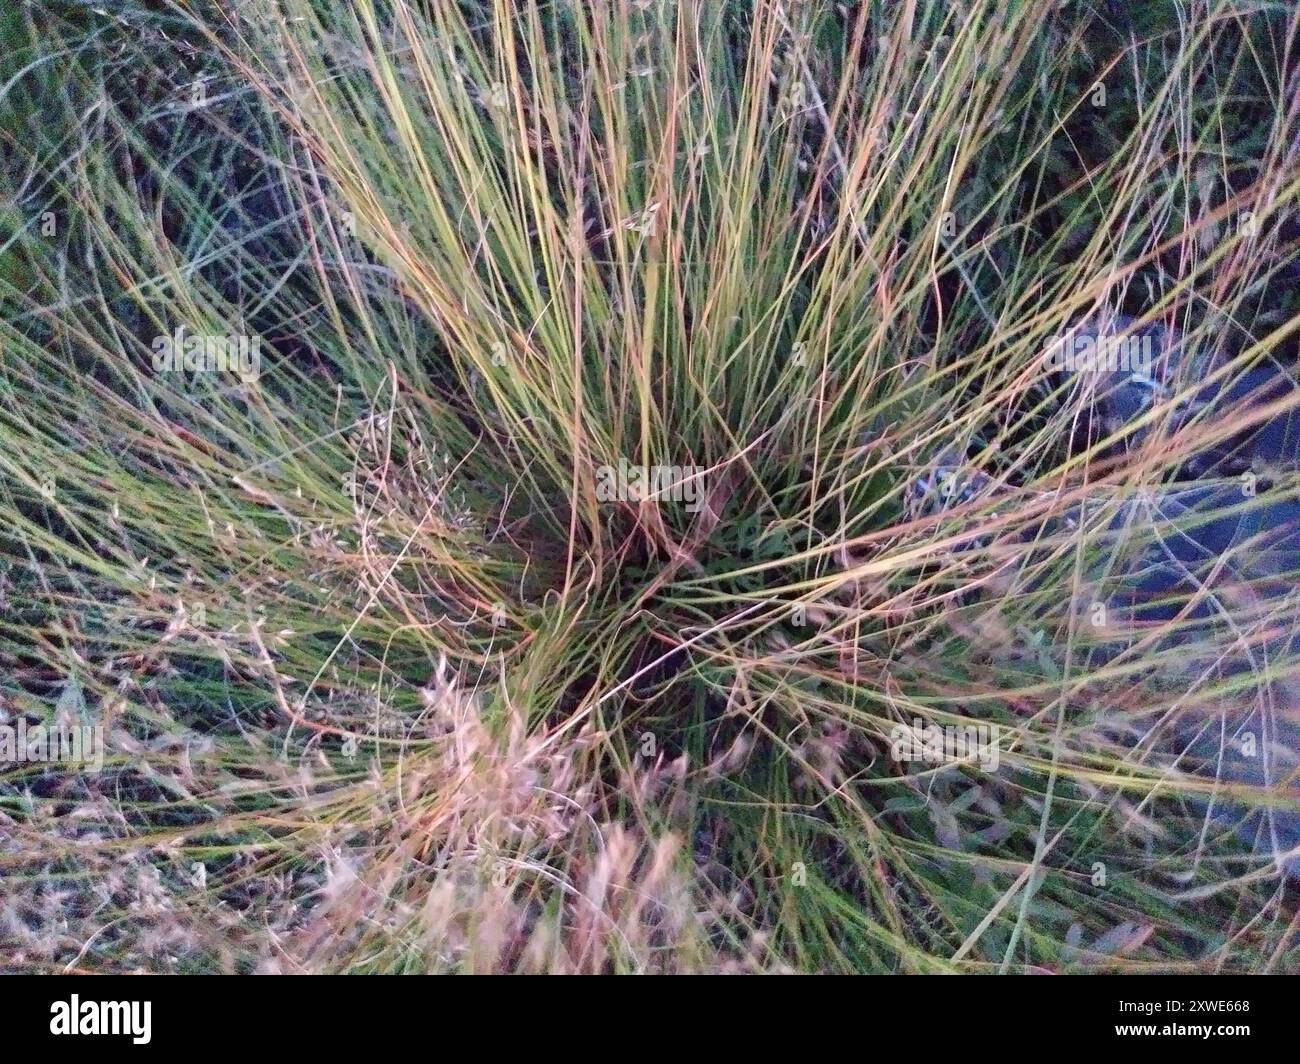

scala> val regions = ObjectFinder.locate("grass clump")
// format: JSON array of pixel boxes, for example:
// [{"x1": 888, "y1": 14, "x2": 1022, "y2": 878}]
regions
[{"x1": 1, "y1": 0, "x2": 1299, "y2": 972}]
